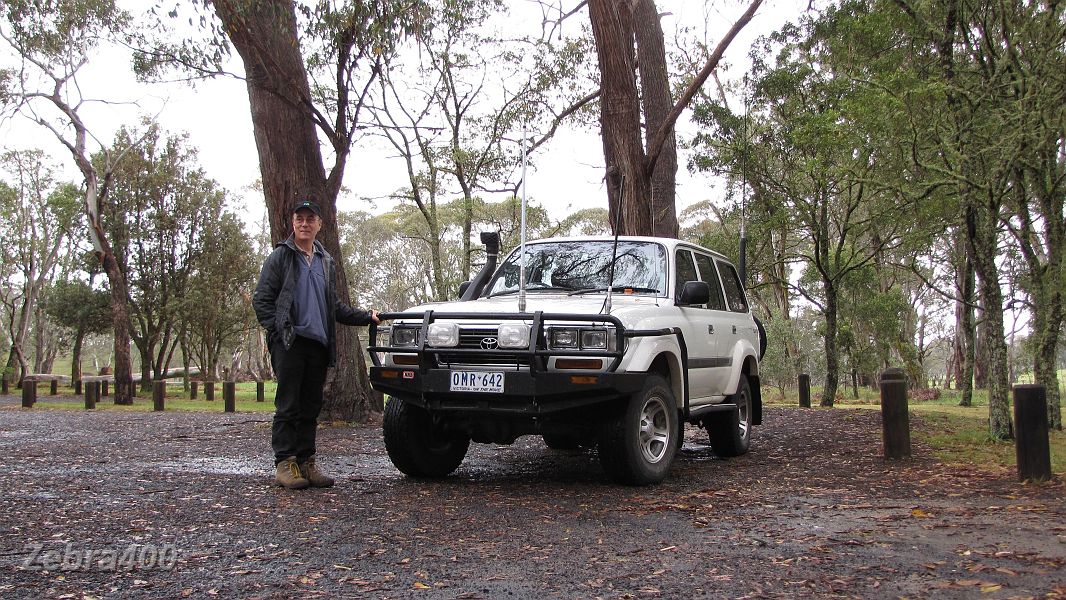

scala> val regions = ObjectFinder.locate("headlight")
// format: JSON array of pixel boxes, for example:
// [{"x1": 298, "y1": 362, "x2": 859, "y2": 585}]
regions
[
  {"x1": 549, "y1": 328, "x2": 579, "y2": 348},
  {"x1": 427, "y1": 322, "x2": 459, "y2": 347},
  {"x1": 391, "y1": 326, "x2": 420, "y2": 347},
  {"x1": 548, "y1": 327, "x2": 614, "y2": 350},
  {"x1": 581, "y1": 329, "x2": 608, "y2": 349},
  {"x1": 498, "y1": 323, "x2": 531, "y2": 348}
]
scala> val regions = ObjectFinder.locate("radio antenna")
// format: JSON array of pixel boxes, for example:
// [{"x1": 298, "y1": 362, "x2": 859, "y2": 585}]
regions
[
  {"x1": 518, "y1": 123, "x2": 529, "y2": 313},
  {"x1": 604, "y1": 174, "x2": 625, "y2": 315}
]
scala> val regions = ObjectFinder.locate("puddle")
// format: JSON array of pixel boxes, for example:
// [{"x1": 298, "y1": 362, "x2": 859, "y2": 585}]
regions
[{"x1": 152, "y1": 457, "x2": 264, "y2": 476}]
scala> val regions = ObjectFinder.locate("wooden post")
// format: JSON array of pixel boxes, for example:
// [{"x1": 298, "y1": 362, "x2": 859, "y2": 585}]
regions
[
  {"x1": 102, "y1": 380, "x2": 109, "y2": 396},
  {"x1": 190, "y1": 381, "x2": 198, "y2": 400},
  {"x1": 1014, "y1": 385, "x2": 1051, "y2": 482},
  {"x1": 2, "y1": 378, "x2": 8, "y2": 395},
  {"x1": 153, "y1": 380, "x2": 166, "y2": 412},
  {"x1": 50, "y1": 379, "x2": 58, "y2": 396},
  {"x1": 21, "y1": 381, "x2": 36, "y2": 408},
  {"x1": 84, "y1": 381, "x2": 96, "y2": 410},
  {"x1": 74, "y1": 379, "x2": 82, "y2": 395},
  {"x1": 880, "y1": 368, "x2": 911, "y2": 459},
  {"x1": 798, "y1": 373, "x2": 811, "y2": 408},
  {"x1": 256, "y1": 380, "x2": 264, "y2": 403},
  {"x1": 223, "y1": 381, "x2": 235, "y2": 413},
  {"x1": 205, "y1": 381, "x2": 215, "y2": 401}
]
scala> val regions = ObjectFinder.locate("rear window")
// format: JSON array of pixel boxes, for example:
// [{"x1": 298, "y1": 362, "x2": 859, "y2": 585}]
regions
[{"x1": 715, "y1": 260, "x2": 749, "y2": 313}]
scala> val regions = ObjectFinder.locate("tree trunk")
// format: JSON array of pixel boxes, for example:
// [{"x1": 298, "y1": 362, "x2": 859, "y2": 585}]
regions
[
  {"x1": 820, "y1": 281, "x2": 839, "y2": 407},
  {"x1": 70, "y1": 328, "x2": 85, "y2": 384},
  {"x1": 633, "y1": 0, "x2": 677, "y2": 237},
  {"x1": 965, "y1": 196, "x2": 1012, "y2": 439},
  {"x1": 588, "y1": 0, "x2": 652, "y2": 235},
  {"x1": 213, "y1": 0, "x2": 379, "y2": 422},
  {"x1": 955, "y1": 230, "x2": 976, "y2": 406}
]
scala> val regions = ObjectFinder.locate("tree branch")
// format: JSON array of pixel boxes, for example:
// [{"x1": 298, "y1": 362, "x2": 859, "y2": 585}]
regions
[{"x1": 644, "y1": 0, "x2": 763, "y2": 177}]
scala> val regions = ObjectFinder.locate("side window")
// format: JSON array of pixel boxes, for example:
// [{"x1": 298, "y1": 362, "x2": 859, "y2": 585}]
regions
[
  {"x1": 716, "y1": 260, "x2": 749, "y2": 313},
  {"x1": 694, "y1": 253, "x2": 726, "y2": 311},
  {"x1": 674, "y1": 250, "x2": 698, "y2": 301}
]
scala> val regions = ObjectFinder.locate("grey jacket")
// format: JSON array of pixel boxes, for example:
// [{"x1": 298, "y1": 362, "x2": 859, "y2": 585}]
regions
[{"x1": 253, "y1": 235, "x2": 373, "y2": 366}]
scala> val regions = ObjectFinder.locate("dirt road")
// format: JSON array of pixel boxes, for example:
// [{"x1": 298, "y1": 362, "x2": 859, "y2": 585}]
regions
[{"x1": 0, "y1": 404, "x2": 1062, "y2": 598}]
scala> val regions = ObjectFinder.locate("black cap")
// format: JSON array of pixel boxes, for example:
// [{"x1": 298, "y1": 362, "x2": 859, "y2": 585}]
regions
[{"x1": 293, "y1": 200, "x2": 322, "y2": 218}]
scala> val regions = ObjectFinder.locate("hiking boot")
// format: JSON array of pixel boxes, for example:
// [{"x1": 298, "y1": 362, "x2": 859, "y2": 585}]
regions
[
  {"x1": 299, "y1": 456, "x2": 335, "y2": 488},
  {"x1": 275, "y1": 456, "x2": 310, "y2": 489}
]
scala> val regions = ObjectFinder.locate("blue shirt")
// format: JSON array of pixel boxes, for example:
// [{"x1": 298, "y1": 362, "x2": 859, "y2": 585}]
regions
[{"x1": 290, "y1": 249, "x2": 329, "y2": 347}]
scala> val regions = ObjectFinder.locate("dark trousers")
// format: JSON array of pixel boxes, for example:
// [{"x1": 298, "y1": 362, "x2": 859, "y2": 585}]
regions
[{"x1": 270, "y1": 335, "x2": 329, "y2": 464}]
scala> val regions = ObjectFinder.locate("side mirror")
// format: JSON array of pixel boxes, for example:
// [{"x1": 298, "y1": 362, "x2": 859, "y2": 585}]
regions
[
  {"x1": 457, "y1": 281, "x2": 471, "y2": 299},
  {"x1": 678, "y1": 281, "x2": 710, "y2": 306}
]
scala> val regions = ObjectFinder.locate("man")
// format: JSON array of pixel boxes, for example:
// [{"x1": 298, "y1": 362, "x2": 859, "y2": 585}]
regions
[{"x1": 253, "y1": 199, "x2": 380, "y2": 489}]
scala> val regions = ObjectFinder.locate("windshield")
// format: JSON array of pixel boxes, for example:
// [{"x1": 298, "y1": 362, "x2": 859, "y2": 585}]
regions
[{"x1": 484, "y1": 240, "x2": 667, "y2": 297}]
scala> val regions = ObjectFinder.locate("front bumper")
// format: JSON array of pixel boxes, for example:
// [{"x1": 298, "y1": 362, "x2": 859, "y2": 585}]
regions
[{"x1": 370, "y1": 366, "x2": 648, "y2": 414}]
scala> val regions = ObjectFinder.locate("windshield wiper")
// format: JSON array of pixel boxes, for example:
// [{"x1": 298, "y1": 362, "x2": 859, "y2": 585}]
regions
[
  {"x1": 569, "y1": 286, "x2": 660, "y2": 296},
  {"x1": 490, "y1": 284, "x2": 572, "y2": 297}
]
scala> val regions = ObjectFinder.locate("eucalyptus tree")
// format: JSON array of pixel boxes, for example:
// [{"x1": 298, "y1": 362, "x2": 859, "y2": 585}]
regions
[
  {"x1": 139, "y1": 0, "x2": 429, "y2": 421},
  {"x1": 690, "y1": 5, "x2": 919, "y2": 406},
  {"x1": 368, "y1": 0, "x2": 597, "y2": 300},
  {"x1": 180, "y1": 212, "x2": 259, "y2": 383},
  {"x1": 101, "y1": 122, "x2": 226, "y2": 389},
  {"x1": 585, "y1": 0, "x2": 761, "y2": 236},
  {"x1": 43, "y1": 278, "x2": 112, "y2": 384},
  {"x1": 885, "y1": 0, "x2": 1065, "y2": 436},
  {"x1": 0, "y1": 150, "x2": 80, "y2": 384},
  {"x1": 0, "y1": 0, "x2": 138, "y2": 403}
]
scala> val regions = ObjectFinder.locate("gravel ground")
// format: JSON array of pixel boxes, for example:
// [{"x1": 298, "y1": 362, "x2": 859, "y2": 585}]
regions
[{"x1": 0, "y1": 400, "x2": 1062, "y2": 599}]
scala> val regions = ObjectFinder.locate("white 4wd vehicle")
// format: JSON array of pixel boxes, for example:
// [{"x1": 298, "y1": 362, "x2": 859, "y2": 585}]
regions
[{"x1": 369, "y1": 233, "x2": 764, "y2": 485}]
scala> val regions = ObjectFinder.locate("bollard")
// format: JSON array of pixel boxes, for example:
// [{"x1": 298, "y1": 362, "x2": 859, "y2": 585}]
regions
[
  {"x1": 21, "y1": 381, "x2": 36, "y2": 408},
  {"x1": 205, "y1": 381, "x2": 215, "y2": 401},
  {"x1": 84, "y1": 381, "x2": 96, "y2": 409},
  {"x1": 74, "y1": 379, "x2": 82, "y2": 395},
  {"x1": 798, "y1": 373, "x2": 811, "y2": 408},
  {"x1": 256, "y1": 380, "x2": 264, "y2": 403},
  {"x1": 50, "y1": 379, "x2": 58, "y2": 396},
  {"x1": 879, "y1": 368, "x2": 911, "y2": 459},
  {"x1": 153, "y1": 380, "x2": 166, "y2": 412},
  {"x1": 223, "y1": 381, "x2": 235, "y2": 413},
  {"x1": 1013, "y1": 385, "x2": 1051, "y2": 483},
  {"x1": 2, "y1": 378, "x2": 8, "y2": 395},
  {"x1": 102, "y1": 380, "x2": 109, "y2": 396},
  {"x1": 191, "y1": 381, "x2": 198, "y2": 400}
]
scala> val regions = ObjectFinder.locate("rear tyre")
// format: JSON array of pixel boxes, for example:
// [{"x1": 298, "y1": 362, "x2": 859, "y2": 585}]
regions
[
  {"x1": 383, "y1": 397, "x2": 469, "y2": 477},
  {"x1": 598, "y1": 375, "x2": 678, "y2": 485},
  {"x1": 706, "y1": 375, "x2": 753, "y2": 457}
]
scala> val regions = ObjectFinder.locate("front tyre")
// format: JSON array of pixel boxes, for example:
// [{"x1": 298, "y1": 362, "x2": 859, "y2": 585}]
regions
[
  {"x1": 706, "y1": 375, "x2": 753, "y2": 457},
  {"x1": 383, "y1": 397, "x2": 469, "y2": 478},
  {"x1": 598, "y1": 375, "x2": 679, "y2": 485}
]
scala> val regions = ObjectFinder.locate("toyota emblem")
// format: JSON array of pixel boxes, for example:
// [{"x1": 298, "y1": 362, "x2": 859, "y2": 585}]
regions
[{"x1": 480, "y1": 337, "x2": 499, "y2": 350}]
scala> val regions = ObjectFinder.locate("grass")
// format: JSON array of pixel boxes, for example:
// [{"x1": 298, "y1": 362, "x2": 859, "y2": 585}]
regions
[
  {"x1": 767, "y1": 384, "x2": 1066, "y2": 477},
  {"x1": 25, "y1": 381, "x2": 276, "y2": 414}
]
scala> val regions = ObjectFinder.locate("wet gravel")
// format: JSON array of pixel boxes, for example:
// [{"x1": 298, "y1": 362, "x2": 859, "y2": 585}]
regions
[{"x1": 0, "y1": 402, "x2": 1062, "y2": 599}]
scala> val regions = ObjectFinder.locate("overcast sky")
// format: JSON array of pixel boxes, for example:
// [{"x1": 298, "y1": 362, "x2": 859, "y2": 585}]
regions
[{"x1": 0, "y1": 0, "x2": 806, "y2": 230}]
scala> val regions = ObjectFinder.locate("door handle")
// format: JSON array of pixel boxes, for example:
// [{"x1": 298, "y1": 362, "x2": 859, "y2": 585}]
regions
[{"x1": 707, "y1": 324, "x2": 714, "y2": 334}]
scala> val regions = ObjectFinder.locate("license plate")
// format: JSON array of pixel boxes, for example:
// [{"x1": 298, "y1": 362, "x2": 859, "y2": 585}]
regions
[{"x1": 450, "y1": 371, "x2": 505, "y2": 393}]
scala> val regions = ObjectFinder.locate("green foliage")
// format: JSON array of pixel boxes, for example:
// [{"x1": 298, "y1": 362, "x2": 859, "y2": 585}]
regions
[
  {"x1": 42, "y1": 280, "x2": 112, "y2": 335},
  {"x1": 340, "y1": 194, "x2": 577, "y2": 311},
  {"x1": 2, "y1": 0, "x2": 129, "y2": 57},
  {"x1": 180, "y1": 211, "x2": 259, "y2": 380}
]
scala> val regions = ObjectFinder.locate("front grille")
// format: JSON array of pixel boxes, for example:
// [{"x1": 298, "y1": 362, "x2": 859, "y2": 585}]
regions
[{"x1": 436, "y1": 328, "x2": 530, "y2": 367}]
